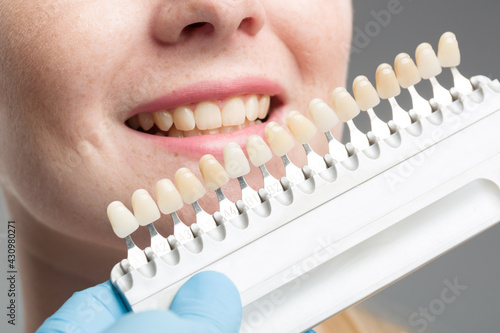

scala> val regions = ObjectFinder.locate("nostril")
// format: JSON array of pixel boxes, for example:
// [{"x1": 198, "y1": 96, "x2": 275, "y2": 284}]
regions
[
  {"x1": 186, "y1": 22, "x2": 207, "y2": 29},
  {"x1": 180, "y1": 22, "x2": 214, "y2": 39}
]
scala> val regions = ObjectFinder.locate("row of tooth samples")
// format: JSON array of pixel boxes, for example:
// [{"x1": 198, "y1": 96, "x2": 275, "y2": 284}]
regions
[
  {"x1": 108, "y1": 32, "x2": 472, "y2": 268},
  {"x1": 108, "y1": 110, "x2": 333, "y2": 267},
  {"x1": 127, "y1": 95, "x2": 269, "y2": 136},
  {"x1": 338, "y1": 31, "x2": 471, "y2": 150}
]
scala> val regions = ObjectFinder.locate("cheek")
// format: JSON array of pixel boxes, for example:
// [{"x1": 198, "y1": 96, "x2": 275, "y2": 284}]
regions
[
  {"x1": 268, "y1": 0, "x2": 352, "y2": 90},
  {"x1": 0, "y1": 1, "x2": 149, "y2": 242}
]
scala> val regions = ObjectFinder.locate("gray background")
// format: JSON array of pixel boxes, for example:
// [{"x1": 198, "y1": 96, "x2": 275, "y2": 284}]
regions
[
  {"x1": 1, "y1": 0, "x2": 500, "y2": 332},
  {"x1": 346, "y1": 1, "x2": 500, "y2": 333}
]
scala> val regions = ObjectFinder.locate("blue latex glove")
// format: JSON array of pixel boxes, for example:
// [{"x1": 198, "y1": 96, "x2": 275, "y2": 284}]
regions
[{"x1": 37, "y1": 271, "x2": 242, "y2": 333}]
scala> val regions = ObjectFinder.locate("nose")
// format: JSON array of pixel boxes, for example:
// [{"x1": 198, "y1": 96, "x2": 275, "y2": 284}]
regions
[{"x1": 153, "y1": 0, "x2": 266, "y2": 44}]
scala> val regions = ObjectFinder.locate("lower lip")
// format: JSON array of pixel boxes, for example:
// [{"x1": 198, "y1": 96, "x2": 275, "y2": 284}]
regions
[{"x1": 137, "y1": 104, "x2": 287, "y2": 159}]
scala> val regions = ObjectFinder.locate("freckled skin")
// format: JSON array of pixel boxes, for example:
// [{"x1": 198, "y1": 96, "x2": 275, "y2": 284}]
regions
[{"x1": 0, "y1": 0, "x2": 352, "y2": 330}]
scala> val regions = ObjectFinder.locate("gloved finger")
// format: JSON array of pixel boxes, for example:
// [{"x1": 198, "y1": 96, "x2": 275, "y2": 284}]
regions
[
  {"x1": 170, "y1": 270, "x2": 242, "y2": 333},
  {"x1": 105, "y1": 310, "x2": 187, "y2": 333},
  {"x1": 36, "y1": 281, "x2": 127, "y2": 333}
]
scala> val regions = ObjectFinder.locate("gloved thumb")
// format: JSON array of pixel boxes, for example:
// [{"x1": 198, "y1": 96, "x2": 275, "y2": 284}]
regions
[{"x1": 107, "y1": 270, "x2": 242, "y2": 333}]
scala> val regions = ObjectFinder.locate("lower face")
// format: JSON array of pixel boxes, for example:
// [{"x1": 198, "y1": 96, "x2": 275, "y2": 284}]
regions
[{"x1": 0, "y1": 0, "x2": 352, "y2": 250}]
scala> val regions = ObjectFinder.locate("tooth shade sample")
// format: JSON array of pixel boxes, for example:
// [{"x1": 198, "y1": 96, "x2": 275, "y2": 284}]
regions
[
  {"x1": 107, "y1": 201, "x2": 140, "y2": 238},
  {"x1": 332, "y1": 87, "x2": 360, "y2": 122},
  {"x1": 175, "y1": 168, "x2": 206, "y2": 204},
  {"x1": 258, "y1": 95, "x2": 270, "y2": 119},
  {"x1": 153, "y1": 111, "x2": 173, "y2": 131},
  {"x1": 394, "y1": 53, "x2": 422, "y2": 88},
  {"x1": 195, "y1": 102, "x2": 222, "y2": 130},
  {"x1": 265, "y1": 122, "x2": 295, "y2": 157},
  {"x1": 286, "y1": 111, "x2": 318, "y2": 144},
  {"x1": 245, "y1": 95, "x2": 259, "y2": 121},
  {"x1": 308, "y1": 99, "x2": 339, "y2": 133},
  {"x1": 138, "y1": 113, "x2": 155, "y2": 131},
  {"x1": 199, "y1": 154, "x2": 230, "y2": 190},
  {"x1": 246, "y1": 135, "x2": 273, "y2": 167},
  {"x1": 131, "y1": 189, "x2": 161, "y2": 226},
  {"x1": 438, "y1": 32, "x2": 461, "y2": 68},
  {"x1": 223, "y1": 142, "x2": 251, "y2": 178},
  {"x1": 416, "y1": 43, "x2": 442, "y2": 79},
  {"x1": 352, "y1": 76, "x2": 380, "y2": 111},
  {"x1": 155, "y1": 179, "x2": 184, "y2": 215},
  {"x1": 376, "y1": 63, "x2": 401, "y2": 99},
  {"x1": 173, "y1": 106, "x2": 195, "y2": 131},
  {"x1": 222, "y1": 97, "x2": 246, "y2": 126}
]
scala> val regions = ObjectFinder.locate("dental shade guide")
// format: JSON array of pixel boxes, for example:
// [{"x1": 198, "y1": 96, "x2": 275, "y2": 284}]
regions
[
  {"x1": 286, "y1": 110, "x2": 327, "y2": 173},
  {"x1": 224, "y1": 142, "x2": 262, "y2": 209},
  {"x1": 308, "y1": 98, "x2": 349, "y2": 162},
  {"x1": 265, "y1": 121, "x2": 306, "y2": 186},
  {"x1": 438, "y1": 32, "x2": 473, "y2": 96},
  {"x1": 352, "y1": 75, "x2": 392, "y2": 140},
  {"x1": 107, "y1": 202, "x2": 148, "y2": 269},
  {"x1": 394, "y1": 53, "x2": 433, "y2": 118},
  {"x1": 132, "y1": 189, "x2": 171, "y2": 257},
  {"x1": 175, "y1": 167, "x2": 218, "y2": 233},
  {"x1": 155, "y1": 179, "x2": 195, "y2": 245},
  {"x1": 199, "y1": 154, "x2": 239, "y2": 221},
  {"x1": 109, "y1": 32, "x2": 500, "y2": 332},
  {"x1": 246, "y1": 134, "x2": 284, "y2": 197},
  {"x1": 332, "y1": 87, "x2": 370, "y2": 152},
  {"x1": 416, "y1": 42, "x2": 453, "y2": 106}
]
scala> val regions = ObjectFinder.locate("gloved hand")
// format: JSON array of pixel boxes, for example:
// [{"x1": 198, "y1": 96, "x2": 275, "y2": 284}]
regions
[{"x1": 36, "y1": 271, "x2": 242, "y2": 333}]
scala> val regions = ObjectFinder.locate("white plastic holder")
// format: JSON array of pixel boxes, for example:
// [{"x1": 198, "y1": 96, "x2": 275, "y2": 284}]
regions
[{"x1": 111, "y1": 76, "x2": 500, "y2": 332}]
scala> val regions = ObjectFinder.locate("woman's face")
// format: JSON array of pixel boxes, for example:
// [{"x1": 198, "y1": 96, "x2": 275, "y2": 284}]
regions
[{"x1": 0, "y1": 0, "x2": 352, "y2": 248}]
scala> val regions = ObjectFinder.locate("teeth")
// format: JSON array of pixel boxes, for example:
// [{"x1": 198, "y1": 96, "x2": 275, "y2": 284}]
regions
[
  {"x1": 265, "y1": 122, "x2": 295, "y2": 157},
  {"x1": 138, "y1": 113, "x2": 155, "y2": 131},
  {"x1": 184, "y1": 128, "x2": 203, "y2": 137},
  {"x1": 223, "y1": 142, "x2": 251, "y2": 178},
  {"x1": 245, "y1": 95, "x2": 259, "y2": 121},
  {"x1": 286, "y1": 111, "x2": 317, "y2": 144},
  {"x1": 246, "y1": 135, "x2": 273, "y2": 167},
  {"x1": 127, "y1": 115, "x2": 140, "y2": 130},
  {"x1": 107, "y1": 201, "x2": 140, "y2": 238},
  {"x1": 438, "y1": 32, "x2": 460, "y2": 68},
  {"x1": 129, "y1": 95, "x2": 271, "y2": 136},
  {"x1": 155, "y1": 179, "x2": 184, "y2": 215},
  {"x1": 174, "y1": 168, "x2": 206, "y2": 204},
  {"x1": 352, "y1": 76, "x2": 380, "y2": 111},
  {"x1": 258, "y1": 95, "x2": 271, "y2": 119},
  {"x1": 195, "y1": 102, "x2": 222, "y2": 130},
  {"x1": 173, "y1": 106, "x2": 195, "y2": 131},
  {"x1": 153, "y1": 111, "x2": 173, "y2": 131},
  {"x1": 394, "y1": 53, "x2": 422, "y2": 88},
  {"x1": 131, "y1": 189, "x2": 161, "y2": 226},
  {"x1": 376, "y1": 63, "x2": 401, "y2": 99},
  {"x1": 199, "y1": 154, "x2": 230, "y2": 190},
  {"x1": 308, "y1": 98, "x2": 339, "y2": 133},
  {"x1": 332, "y1": 87, "x2": 360, "y2": 122},
  {"x1": 222, "y1": 97, "x2": 246, "y2": 126},
  {"x1": 415, "y1": 42, "x2": 442, "y2": 79},
  {"x1": 168, "y1": 126, "x2": 184, "y2": 138}
]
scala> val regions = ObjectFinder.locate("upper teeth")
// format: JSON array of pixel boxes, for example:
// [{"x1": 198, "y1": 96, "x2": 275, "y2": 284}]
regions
[{"x1": 128, "y1": 94, "x2": 271, "y2": 136}]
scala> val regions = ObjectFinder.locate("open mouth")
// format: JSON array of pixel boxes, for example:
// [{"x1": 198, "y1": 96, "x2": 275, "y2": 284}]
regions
[{"x1": 126, "y1": 94, "x2": 281, "y2": 137}]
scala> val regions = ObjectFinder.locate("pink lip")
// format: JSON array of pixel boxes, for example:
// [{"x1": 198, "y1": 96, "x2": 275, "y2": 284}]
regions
[
  {"x1": 127, "y1": 77, "x2": 287, "y2": 118},
  {"x1": 127, "y1": 77, "x2": 288, "y2": 159}
]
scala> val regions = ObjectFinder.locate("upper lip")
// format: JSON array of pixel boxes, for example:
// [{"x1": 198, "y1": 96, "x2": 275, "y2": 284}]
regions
[{"x1": 126, "y1": 76, "x2": 287, "y2": 119}]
